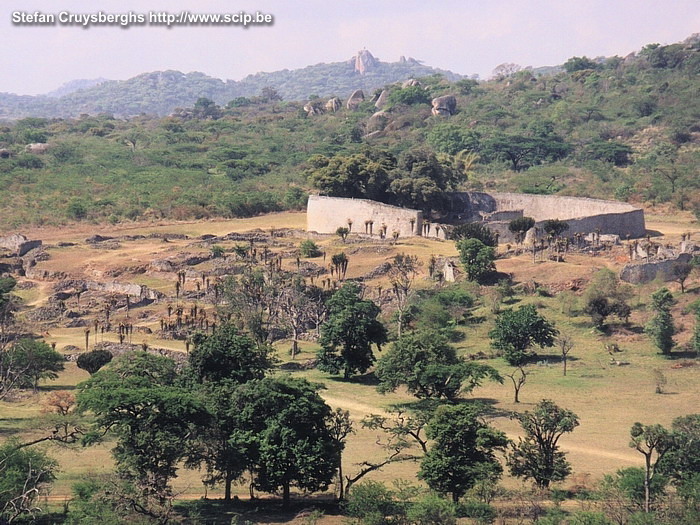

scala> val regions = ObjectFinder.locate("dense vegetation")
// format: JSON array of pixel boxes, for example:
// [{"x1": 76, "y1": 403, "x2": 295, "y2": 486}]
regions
[{"x1": 0, "y1": 36, "x2": 699, "y2": 229}]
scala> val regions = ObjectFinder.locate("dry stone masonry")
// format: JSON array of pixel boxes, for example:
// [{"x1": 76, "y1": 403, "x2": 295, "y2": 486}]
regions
[{"x1": 307, "y1": 192, "x2": 646, "y2": 242}]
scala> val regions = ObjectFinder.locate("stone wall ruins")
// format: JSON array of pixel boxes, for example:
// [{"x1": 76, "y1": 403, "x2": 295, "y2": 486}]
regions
[
  {"x1": 306, "y1": 192, "x2": 646, "y2": 241},
  {"x1": 306, "y1": 195, "x2": 423, "y2": 238}
]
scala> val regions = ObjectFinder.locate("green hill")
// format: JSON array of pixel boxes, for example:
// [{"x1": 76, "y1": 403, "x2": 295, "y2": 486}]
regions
[
  {"x1": 0, "y1": 50, "x2": 462, "y2": 119},
  {"x1": 0, "y1": 37, "x2": 698, "y2": 229}
]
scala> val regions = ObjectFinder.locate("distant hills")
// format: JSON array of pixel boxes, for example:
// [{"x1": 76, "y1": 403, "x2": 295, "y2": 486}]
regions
[{"x1": 0, "y1": 50, "x2": 463, "y2": 119}]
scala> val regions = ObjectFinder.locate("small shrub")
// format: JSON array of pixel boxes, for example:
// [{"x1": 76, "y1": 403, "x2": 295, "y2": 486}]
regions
[
  {"x1": 344, "y1": 481, "x2": 397, "y2": 525},
  {"x1": 456, "y1": 499, "x2": 496, "y2": 523},
  {"x1": 299, "y1": 240, "x2": 321, "y2": 258},
  {"x1": 407, "y1": 493, "x2": 457, "y2": 525}
]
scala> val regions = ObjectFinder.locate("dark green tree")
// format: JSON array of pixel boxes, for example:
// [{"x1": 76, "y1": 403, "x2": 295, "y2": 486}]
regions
[
  {"x1": 375, "y1": 330, "x2": 501, "y2": 400},
  {"x1": 419, "y1": 404, "x2": 509, "y2": 502},
  {"x1": 490, "y1": 305, "x2": 558, "y2": 403},
  {"x1": 456, "y1": 238, "x2": 496, "y2": 282},
  {"x1": 507, "y1": 400, "x2": 579, "y2": 489},
  {"x1": 7, "y1": 339, "x2": 65, "y2": 391},
  {"x1": 77, "y1": 352, "x2": 208, "y2": 514},
  {"x1": 645, "y1": 288, "x2": 676, "y2": 355},
  {"x1": 76, "y1": 349, "x2": 113, "y2": 375},
  {"x1": 658, "y1": 414, "x2": 700, "y2": 501},
  {"x1": 228, "y1": 377, "x2": 340, "y2": 507},
  {"x1": 582, "y1": 268, "x2": 633, "y2": 329},
  {"x1": 389, "y1": 149, "x2": 458, "y2": 213},
  {"x1": 543, "y1": 219, "x2": 570, "y2": 238},
  {"x1": 387, "y1": 85, "x2": 431, "y2": 106},
  {"x1": 188, "y1": 323, "x2": 274, "y2": 384},
  {"x1": 448, "y1": 222, "x2": 498, "y2": 246},
  {"x1": 489, "y1": 305, "x2": 558, "y2": 367},
  {"x1": 482, "y1": 132, "x2": 570, "y2": 171},
  {"x1": 307, "y1": 150, "x2": 395, "y2": 202},
  {"x1": 563, "y1": 56, "x2": 602, "y2": 72},
  {"x1": 318, "y1": 283, "x2": 387, "y2": 378},
  {"x1": 508, "y1": 217, "x2": 535, "y2": 244}
]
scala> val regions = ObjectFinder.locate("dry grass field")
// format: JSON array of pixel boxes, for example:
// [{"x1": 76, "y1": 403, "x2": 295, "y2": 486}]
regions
[{"x1": 1, "y1": 208, "x2": 699, "y2": 522}]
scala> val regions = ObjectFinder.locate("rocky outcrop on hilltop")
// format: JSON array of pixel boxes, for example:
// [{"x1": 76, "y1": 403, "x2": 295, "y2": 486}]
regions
[{"x1": 353, "y1": 49, "x2": 378, "y2": 75}]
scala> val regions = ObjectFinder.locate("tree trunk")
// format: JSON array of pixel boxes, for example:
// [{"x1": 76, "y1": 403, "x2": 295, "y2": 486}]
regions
[
  {"x1": 644, "y1": 454, "x2": 651, "y2": 513},
  {"x1": 224, "y1": 472, "x2": 232, "y2": 502},
  {"x1": 338, "y1": 459, "x2": 344, "y2": 500},
  {"x1": 282, "y1": 482, "x2": 290, "y2": 508},
  {"x1": 563, "y1": 356, "x2": 567, "y2": 376}
]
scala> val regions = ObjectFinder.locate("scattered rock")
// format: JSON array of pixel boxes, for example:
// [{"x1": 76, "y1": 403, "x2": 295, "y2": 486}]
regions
[
  {"x1": 0, "y1": 233, "x2": 42, "y2": 256},
  {"x1": 374, "y1": 90, "x2": 389, "y2": 109},
  {"x1": 431, "y1": 95, "x2": 457, "y2": 116},
  {"x1": 325, "y1": 97, "x2": 341, "y2": 112},
  {"x1": 367, "y1": 111, "x2": 389, "y2": 132},
  {"x1": 303, "y1": 101, "x2": 323, "y2": 116},
  {"x1": 402, "y1": 79, "x2": 421, "y2": 88},
  {"x1": 346, "y1": 89, "x2": 365, "y2": 110},
  {"x1": 85, "y1": 234, "x2": 113, "y2": 244},
  {"x1": 25, "y1": 143, "x2": 50, "y2": 154}
]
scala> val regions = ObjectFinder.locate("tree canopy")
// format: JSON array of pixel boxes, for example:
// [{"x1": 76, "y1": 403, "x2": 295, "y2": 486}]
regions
[
  {"x1": 419, "y1": 404, "x2": 509, "y2": 502},
  {"x1": 489, "y1": 305, "x2": 558, "y2": 366},
  {"x1": 375, "y1": 329, "x2": 501, "y2": 400},
  {"x1": 317, "y1": 283, "x2": 387, "y2": 378}
]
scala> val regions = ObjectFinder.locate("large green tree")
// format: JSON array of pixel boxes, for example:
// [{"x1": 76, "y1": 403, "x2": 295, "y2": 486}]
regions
[
  {"x1": 4, "y1": 339, "x2": 64, "y2": 392},
  {"x1": 658, "y1": 414, "x2": 700, "y2": 505},
  {"x1": 186, "y1": 324, "x2": 274, "y2": 501},
  {"x1": 307, "y1": 149, "x2": 395, "y2": 202},
  {"x1": 375, "y1": 329, "x2": 501, "y2": 401},
  {"x1": 489, "y1": 305, "x2": 558, "y2": 367},
  {"x1": 228, "y1": 377, "x2": 340, "y2": 507},
  {"x1": 77, "y1": 352, "x2": 208, "y2": 513},
  {"x1": 507, "y1": 400, "x2": 579, "y2": 489},
  {"x1": 419, "y1": 404, "x2": 509, "y2": 502},
  {"x1": 317, "y1": 282, "x2": 387, "y2": 378},
  {"x1": 188, "y1": 323, "x2": 274, "y2": 384}
]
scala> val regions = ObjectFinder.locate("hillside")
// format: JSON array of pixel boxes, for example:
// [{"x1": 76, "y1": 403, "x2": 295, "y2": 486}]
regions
[
  {"x1": 0, "y1": 37, "x2": 698, "y2": 230},
  {"x1": 0, "y1": 50, "x2": 462, "y2": 119}
]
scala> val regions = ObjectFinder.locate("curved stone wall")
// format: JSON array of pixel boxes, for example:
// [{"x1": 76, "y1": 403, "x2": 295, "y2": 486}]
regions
[
  {"x1": 307, "y1": 193, "x2": 646, "y2": 241},
  {"x1": 306, "y1": 195, "x2": 423, "y2": 238}
]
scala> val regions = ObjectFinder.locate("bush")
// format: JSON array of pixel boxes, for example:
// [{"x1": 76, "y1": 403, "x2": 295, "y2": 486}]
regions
[
  {"x1": 344, "y1": 481, "x2": 398, "y2": 525},
  {"x1": 456, "y1": 499, "x2": 496, "y2": 523},
  {"x1": 76, "y1": 350, "x2": 113, "y2": 375},
  {"x1": 67, "y1": 199, "x2": 89, "y2": 220},
  {"x1": 407, "y1": 493, "x2": 457, "y2": 525},
  {"x1": 299, "y1": 240, "x2": 321, "y2": 258}
]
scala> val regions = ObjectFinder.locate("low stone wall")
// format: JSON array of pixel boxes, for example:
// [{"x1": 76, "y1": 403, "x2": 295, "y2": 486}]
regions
[
  {"x1": 307, "y1": 195, "x2": 423, "y2": 238},
  {"x1": 620, "y1": 253, "x2": 692, "y2": 284}
]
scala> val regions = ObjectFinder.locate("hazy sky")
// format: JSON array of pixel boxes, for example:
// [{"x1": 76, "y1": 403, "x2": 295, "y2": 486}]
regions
[{"x1": 2, "y1": 0, "x2": 698, "y2": 95}]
